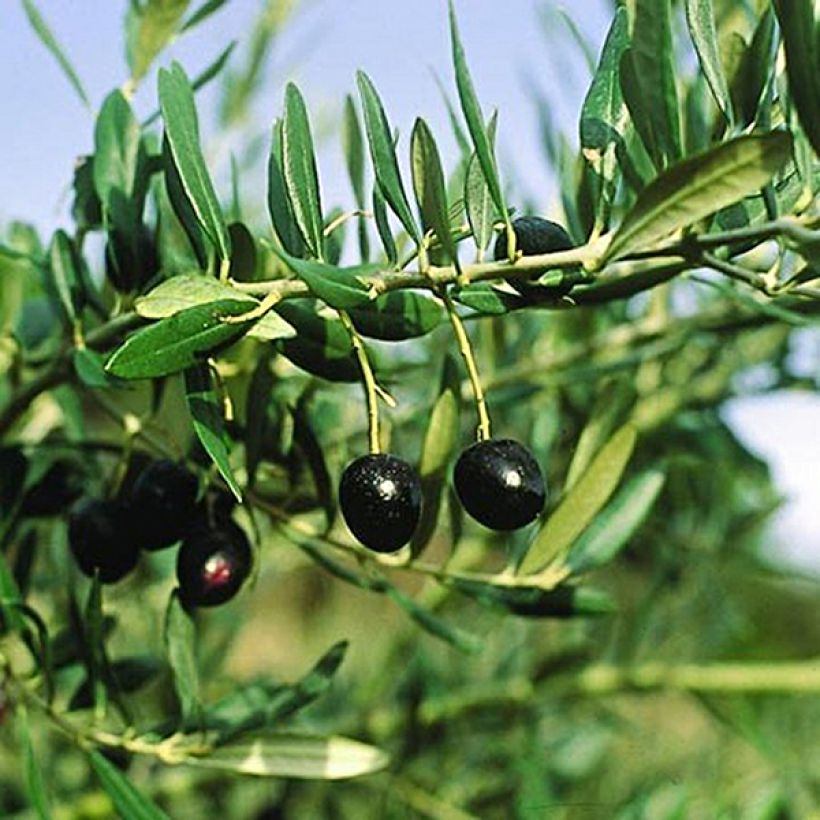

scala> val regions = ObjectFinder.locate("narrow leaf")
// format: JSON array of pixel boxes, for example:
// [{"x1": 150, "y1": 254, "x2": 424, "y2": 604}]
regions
[
  {"x1": 159, "y1": 62, "x2": 231, "y2": 263},
  {"x1": 93, "y1": 90, "x2": 144, "y2": 206},
  {"x1": 106, "y1": 300, "x2": 255, "y2": 379},
  {"x1": 371, "y1": 183, "x2": 398, "y2": 266},
  {"x1": 411, "y1": 118, "x2": 459, "y2": 266},
  {"x1": 181, "y1": 733, "x2": 389, "y2": 780},
  {"x1": 282, "y1": 83, "x2": 325, "y2": 259},
  {"x1": 21, "y1": 0, "x2": 89, "y2": 107},
  {"x1": 164, "y1": 589, "x2": 200, "y2": 726},
  {"x1": 267, "y1": 120, "x2": 305, "y2": 257},
  {"x1": 356, "y1": 71, "x2": 420, "y2": 242},
  {"x1": 19, "y1": 710, "x2": 53, "y2": 820},
  {"x1": 520, "y1": 424, "x2": 638, "y2": 574},
  {"x1": 464, "y1": 111, "x2": 498, "y2": 256},
  {"x1": 448, "y1": 1, "x2": 507, "y2": 222},
  {"x1": 567, "y1": 470, "x2": 666, "y2": 574},
  {"x1": 181, "y1": 0, "x2": 228, "y2": 32},
  {"x1": 774, "y1": 0, "x2": 820, "y2": 155},
  {"x1": 342, "y1": 95, "x2": 366, "y2": 206},
  {"x1": 410, "y1": 355, "x2": 460, "y2": 554},
  {"x1": 48, "y1": 230, "x2": 85, "y2": 326},
  {"x1": 604, "y1": 132, "x2": 793, "y2": 263},
  {"x1": 88, "y1": 751, "x2": 170, "y2": 820},
  {"x1": 685, "y1": 0, "x2": 734, "y2": 126},
  {"x1": 126, "y1": 0, "x2": 190, "y2": 84},
  {"x1": 347, "y1": 290, "x2": 443, "y2": 340},
  {"x1": 185, "y1": 363, "x2": 242, "y2": 500}
]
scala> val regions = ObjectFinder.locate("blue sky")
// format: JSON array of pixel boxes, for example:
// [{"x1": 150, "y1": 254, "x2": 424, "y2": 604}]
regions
[{"x1": 1, "y1": 0, "x2": 817, "y2": 569}]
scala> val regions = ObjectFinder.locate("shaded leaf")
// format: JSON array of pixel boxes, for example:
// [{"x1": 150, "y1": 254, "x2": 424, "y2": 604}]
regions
[
  {"x1": 48, "y1": 230, "x2": 85, "y2": 326},
  {"x1": 464, "y1": 111, "x2": 499, "y2": 256},
  {"x1": 774, "y1": 0, "x2": 820, "y2": 155},
  {"x1": 347, "y1": 290, "x2": 443, "y2": 340},
  {"x1": 185, "y1": 363, "x2": 242, "y2": 500},
  {"x1": 159, "y1": 63, "x2": 231, "y2": 263},
  {"x1": 267, "y1": 119, "x2": 305, "y2": 257},
  {"x1": 21, "y1": 0, "x2": 89, "y2": 107},
  {"x1": 371, "y1": 183, "x2": 398, "y2": 266},
  {"x1": 106, "y1": 300, "x2": 255, "y2": 379},
  {"x1": 453, "y1": 283, "x2": 528, "y2": 315},
  {"x1": 356, "y1": 71, "x2": 420, "y2": 242},
  {"x1": 73, "y1": 348, "x2": 118, "y2": 389},
  {"x1": 180, "y1": 733, "x2": 388, "y2": 780},
  {"x1": 88, "y1": 751, "x2": 170, "y2": 820},
  {"x1": 164, "y1": 589, "x2": 200, "y2": 726},
  {"x1": 731, "y1": 7, "x2": 775, "y2": 126},
  {"x1": 603, "y1": 132, "x2": 793, "y2": 263},
  {"x1": 19, "y1": 710, "x2": 52, "y2": 820},
  {"x1": 567, "y1": 469, "x2": 666, "y2": 574},
  {"x1": 282, "y1": 83, "x2": 325, "y2": 259},
  {"x1": 181, "y1": 0, "x2": 228, "y2": 32},
  {"x1": 342, "y1": 95, "x2": 366, "y2": 206},
  {"x1": 520, "y1": 424, "x2": 638, "y2": 574},
  {"x1": 93, "y1": 90, "x2": 145, "y2": 207}
]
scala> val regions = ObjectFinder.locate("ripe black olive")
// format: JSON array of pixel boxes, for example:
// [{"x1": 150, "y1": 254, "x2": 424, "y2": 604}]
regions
[
  {"x1": 67, "y1": 498, "x2": 141, "y2": 583},
  {"x1": 339, "y1": 454, "x2": 422, "y2": 553},
  {"x1": 454, "y1": 439, "x2": 545, "y2": 531},
  {"x1": 176, "y1": 520, "x2": 252, "y2": 608},
  {"x1": 494, "y1": 215, "x2": 575, "y2": 297},
  {"x1": 130, "y1": 460, "x2": 202, "y2": 551}
]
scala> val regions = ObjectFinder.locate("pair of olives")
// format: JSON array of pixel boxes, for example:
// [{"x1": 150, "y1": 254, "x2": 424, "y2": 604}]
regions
[
  {"x1": 339, "y1": 216, "x2": 572, "y2": 554},
  {"x1": 339, "y1": 439, "x2": 546, "y2": 553},
  {"x1": 67, "y1": 460, "x2": 251, "y2": 608}
]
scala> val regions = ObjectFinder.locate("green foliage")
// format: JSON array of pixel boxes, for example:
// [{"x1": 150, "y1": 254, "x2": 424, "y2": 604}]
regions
[{"x1": 2, "y1": 0, "x2": 819, "y2": 816}]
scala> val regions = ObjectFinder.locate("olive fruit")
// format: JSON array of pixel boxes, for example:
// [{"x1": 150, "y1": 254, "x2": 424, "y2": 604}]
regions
[
  {"x1": 130, "y1": 460, "x2": 202, "y2": 551},
  {"x1": 20, "y1": 458, "x2": 86, "y2": 517},
  {"x1": 339, "y1": 454, "x2": 422, "y2": 553},
  {"x1": 176, "y1": 520, "x2": 252, "y2": 608},
  {"x1": 67, "y1": 498, "x2": 141, "y2": 583},
  {"x1": 454, "y1": 439, "x2": 545, "y2": 531},
  {"x1": 494, "y1": 216, "x2": 575, "y2": 297}
]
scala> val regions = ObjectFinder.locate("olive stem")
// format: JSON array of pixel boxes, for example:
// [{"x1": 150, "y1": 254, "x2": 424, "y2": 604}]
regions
[
  {"x1": 338, "y1": 310, "x2": 381, "y2": 454},
  {"x1": 440, "y1": 290, "x2": 491, "y2": 442}
]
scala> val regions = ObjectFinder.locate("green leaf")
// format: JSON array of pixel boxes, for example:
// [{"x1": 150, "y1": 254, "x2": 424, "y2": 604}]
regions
[
  {"x1": 453, "y1": 283, "x2": 528, "y2": 315},
  {"x1": 447, "y1": 577, "x2": 616, "y2": 618},
  {"x1": 620, "y1": 0, "x2": 682, "y2": 169},
  {"x1": 603, "y1": 132, "x2": 793, "y2": 263},
  {"x1": 410, "y1": 355, "x2": 460, "y2": 554},
  {"x1": 385, "y1": 585, "x2": 482, "y2": 654},
  {"x1": 47, "y1": 230, "x2": 85, "y2": 326},
  {"x1": 227, "y1": 221, "x2": 257, "y2": 282},
  {"x1": 520, "y1": 424, "x2": 638, "y2": 574},
  {"x1": 356, "y1": 71, "x2": 420, "y2": 242},
  {"x1": 21, "y1": 0, "x2": 89, "y2": 108},
  {"x1": 580, "y1": 7, "x2": 630, "y2": 233},
  {"x1": 464, "y1": 111, "x2": 498, "y2": 256},
  {"x1": 181, "y1": 0, "x2": 228, "y2": 33},
  {"x1": 292, "y1": 395, "x2": 335, "y2": 528},
  {"x1": 774, "y1": 0, "x2": 820, "y2": 155},
  {"x1": 371, "y1": 183, "x2": 398, "y2": 266},
  {"x1": 158, "y1": 63, "x2": 231, "y2": 264},
  {"x1": 342, "y1": 95, "x2": 366, "y2": 207},
  {"x1": 276, "y1": 302, "x2": 362, "y2": 382},
  {"x1": 270, "y1": 248, "x2": 375, "y2": 310},
  {"x1": 185, "y1": 364, "x2": 242, "y2": 500},
  {"x1": 73, "y1": 348, "x2": 118, "y2": 389},
  {"x1": 731, "y1": 7, "x2": 776, "y2": 127},
  {"x1": 282, "y1": 83, "x2": 325, "y2": 259},
  {"x1": 164, "y1": 589, "x2": 200, "y2": 726},
  {"x1": 180, "y1": 733, "x2": 389, "y2": 780},
  {"x1": 567, "y1": 470, "x2": 666, "y2": 574},
  {"x1": 126, "y1": 0, "x2": 190, "y2": 85},
  {"x1": 143, "y1": 42, "x2": 237, "y2": 128},
  {"x1": 83, "y1": 577, "x2": 108, "y2": 714},
  {"x1": 267, "y1": 120, "x2": 305, "y2": 257},
  {"x1": 93, "y1": 90, "x2": 145, "y2": 208},
  {"x1": 106, "y1": 300, "x2": 255, "y2": 379},
  {"x1": 0, "y1": 552, "x2": 27, "y2": 635},
  {"x1": 18, "y1": 709, "x2": 52, "y2": 820},
  {"x1": 347, "y1": 290, "x2": 443, "y2": 340},
  {"x1": 88, "y1": 751, "x2": 170, "y2": 820},
  {"x1": 134, "y1": 274, "x2": 295, "y2": 342},
  {"x1": 205, "y1": 641, "x2": 348, "y2": 742},
  {"x1": 244, "y1": 352, "x2": 274, "y2": 489},
  {"x1": 411, "y1": 118, "x2": 459, "y2": 267},
  {"x1": 448, "y1": 1, "x2": 507, "y2": 225},
  {"x1": 685, "y1": 0, "x2": 734, "y2": 127}
]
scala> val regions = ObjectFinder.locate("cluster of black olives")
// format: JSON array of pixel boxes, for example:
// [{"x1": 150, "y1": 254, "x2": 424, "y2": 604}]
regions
[
  {"x1": 66, "y1": 460, "x2": 251, "y2": 608},
  {"x1": 338, "y1": 217, "x2": 573, "y2": 554}
]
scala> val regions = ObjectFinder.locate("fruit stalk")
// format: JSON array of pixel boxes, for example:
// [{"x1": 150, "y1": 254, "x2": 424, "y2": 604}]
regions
[
  {"x1": 440, "y1": 290, "x2": 491, "y2": 442},
  {"x1": 338, "y1": 309, "x2": 381, "y2": 454}
]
